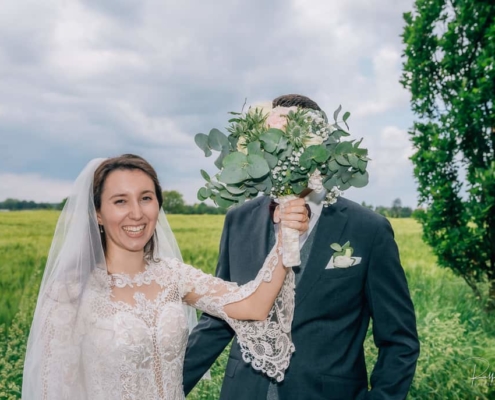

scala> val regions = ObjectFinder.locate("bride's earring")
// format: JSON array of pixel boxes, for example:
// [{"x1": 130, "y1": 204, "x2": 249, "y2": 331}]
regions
[{"x1": 99, "y1": 225, "x2": 104, "y2": 234}]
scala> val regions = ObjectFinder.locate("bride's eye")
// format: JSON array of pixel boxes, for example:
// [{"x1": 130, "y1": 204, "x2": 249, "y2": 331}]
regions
[
  {"x1": 142, "y1": 196, "x2": 153, "y2": 201},
  {"x1": 115, "y1": 199, "x2": 125, "y2": 205}
]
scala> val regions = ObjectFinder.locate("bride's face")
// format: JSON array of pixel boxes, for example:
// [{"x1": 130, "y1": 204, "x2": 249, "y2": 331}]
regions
[{"x1": 96, "y1": 169, "x2": 160, "y2": 255}]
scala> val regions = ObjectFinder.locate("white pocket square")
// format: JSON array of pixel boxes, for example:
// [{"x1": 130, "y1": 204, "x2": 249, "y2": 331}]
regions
[{"x1": 325, "y1": 256, "x2": 362, "y2": 269}]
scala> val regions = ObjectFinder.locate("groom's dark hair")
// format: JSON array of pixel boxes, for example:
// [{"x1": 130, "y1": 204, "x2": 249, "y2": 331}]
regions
[{"x1": 272, "y1": 94, "x2": 322, "y2": 111}]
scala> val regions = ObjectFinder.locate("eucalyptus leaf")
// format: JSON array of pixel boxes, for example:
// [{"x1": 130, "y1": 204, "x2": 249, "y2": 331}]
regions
[
  {"x1": 211, "y1": 180, "x2": 224, "y2": 190},
  {"x1": 260, "y1": 129, "x2": 283, "y2": 153},
  {"x1": 214, "y1": 147, "x2": 231, "y2": 170},
  {"x1": 328, "y1": 159, "x2": 340, "y2": 172},
  {"x1": 323, "y1": 175, "x2": 339, "y2": 190},
  {"x1": 219, "y1": 165, "x2": 249, "y2": 184},
  {"x1": 349, "y1": 171, "x2": 369, "y2": 188},
  {"x1": 335, "y1": 154, "x2": 351, "y2": 166},
  {"x1": 290, "y1": 172, "x2": 307, "y2": 182},
  {"x1": 348, "y1": 154, "x2": 360, "y2": 169},
  {"x1": 219, "y1": 190, "x2": 237, "y2": 201},
  {"x1": 225, "y1": 185, "x2": 246, "y2": 195},
  {"x1": 197, "y1": 187, "x2": 208, "y2": 201},
  {"x1": 276, "y1": 136, "x2": 289, "y2": 153},
  {"x1": 278, "y1": 143, "x2": 294, "y2": 160},
  {"x1": 246, "y1": 154, "x2": 270, "y2": 179},
  {"x1": 358, "y1": 159, "x2": 368, "y2": 173},
  {"x1": 208, "y1": 128, "x2": 229, "y2": 151},
  {"x1": 341, "y1": 170, "x2": 353, "y2": 183},
  {"x1": 247, "y1": 141, "x2": 263, "y2": 156},
  {"x1": 200, "y1": 169, "x2": 211, "y2": 182},
  {"x1": 333, "y1": 105, "x2": 342, "y2": 122},
  {"x1": 292, "y1": 182, "x2": 306, "y2": 195},
  {"x1": 264, "y1": 152, "x2": 278, "y2": 169},
  {"x1": 300, "y1": 145, "x2": 330, "y2": 167},
  {"x1": 195, "y1": 133, "x2": 212, "y2": 157},
  {"x1": 342, "y1": 111, "x2": 351, "y2": 130},
  {"x1": 215, "y1": 195, "x2": 235, "y2": 209},
  {"x1": 222, "y1": 152, "x2": 247, "y2": 167},
  {"x1": 335, "y1": 141, "x2": 354, "y2": 155},
  {"x1": 339, "y1": 180, "x2": 351, "y2": 190}
]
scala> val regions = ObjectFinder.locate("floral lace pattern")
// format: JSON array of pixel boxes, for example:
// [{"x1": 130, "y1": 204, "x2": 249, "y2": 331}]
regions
[{"x1": 38, "y1": 242, "x2": 295, "y2": 399}]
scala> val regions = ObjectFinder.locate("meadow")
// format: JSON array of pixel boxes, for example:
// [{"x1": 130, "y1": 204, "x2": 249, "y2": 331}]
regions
[{"x1": 0, "y1": 211, "x2": 494, "y2": 399}]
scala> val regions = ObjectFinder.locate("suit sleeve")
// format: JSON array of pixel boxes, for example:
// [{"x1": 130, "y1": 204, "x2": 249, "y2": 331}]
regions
[
  {"x1": 365, "y1": 218, "x2": 420, "y2": 400},
  {"x1": 182, "y1": 211, "x2": 236, "y2": 395}
]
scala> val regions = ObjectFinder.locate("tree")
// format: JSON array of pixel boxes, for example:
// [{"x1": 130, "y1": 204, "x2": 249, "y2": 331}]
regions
[
  {"x1": 401, "y1": 1, "x2": 495, "y2": 308},
  {"x1": 162, "y1": 190, "x2": 186, "y2": 214},
  {"x1": 390, "y1": 198, "x2": 403, "y2": 218}
]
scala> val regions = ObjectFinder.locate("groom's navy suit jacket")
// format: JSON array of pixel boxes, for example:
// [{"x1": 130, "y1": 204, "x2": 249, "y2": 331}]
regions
[{"x1": 183, "y1": 196, "x2": 419, "y2": 400}]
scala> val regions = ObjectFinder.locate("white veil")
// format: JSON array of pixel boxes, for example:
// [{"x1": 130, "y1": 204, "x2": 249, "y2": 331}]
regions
[{"x1": 22, "y1": 158, "x2": 198, "y2": 398}]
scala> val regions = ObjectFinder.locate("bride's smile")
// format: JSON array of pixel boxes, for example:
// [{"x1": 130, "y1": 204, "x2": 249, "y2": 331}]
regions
[{"x1": 96, "y1": 169, "x2": 160, "y2": 257}]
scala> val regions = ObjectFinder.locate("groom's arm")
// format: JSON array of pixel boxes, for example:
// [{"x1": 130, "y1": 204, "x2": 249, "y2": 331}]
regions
[
  {"x1": 365, "y1": 218, "x2": 420, "y2": 400},
  {"x1": 182, "y1": 211, "x2": 235, "y2": 395}
]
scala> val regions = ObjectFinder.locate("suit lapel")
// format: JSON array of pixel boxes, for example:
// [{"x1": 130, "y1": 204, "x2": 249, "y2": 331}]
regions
[{"x1": 295, "y1": 201, "x2": 348, "y2": 308}]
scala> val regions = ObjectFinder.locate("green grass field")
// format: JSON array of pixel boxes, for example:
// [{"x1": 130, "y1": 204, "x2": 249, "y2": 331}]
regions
[{"x1": 1, "y1": 211, "x2": 494, "y2": 399}]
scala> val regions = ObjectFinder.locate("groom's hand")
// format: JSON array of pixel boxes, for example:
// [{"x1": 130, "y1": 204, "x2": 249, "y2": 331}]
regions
[{"x1": 273, "y1": 198, "x2": 310, "y2": 234}]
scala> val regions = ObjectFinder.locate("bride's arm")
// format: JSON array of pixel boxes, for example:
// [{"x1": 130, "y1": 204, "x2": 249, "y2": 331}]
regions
[
  {"x1": 181, "y1": 198, "x2": 308, "y2": 320},
  {"x1": 176, "y1": 198, "x2": 307, "y2": 382}
]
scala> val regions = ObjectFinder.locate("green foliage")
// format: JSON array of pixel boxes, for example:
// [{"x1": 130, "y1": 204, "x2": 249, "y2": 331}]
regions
[
  {"x1": 1, "y1": 214, "x2": 495, "y2": 399},
  {"x1": 401, "y1": 0, "x2": 495, "y2": 306},
  {"x1": 163, "y1": 190, "x2": 187, "y2": 214},
  {"x1": 163, "y1": 191, "x2": 226, "y2": 215},
  {"x1": 195, "y1": 104, "x2": 369, "y2": 206}
]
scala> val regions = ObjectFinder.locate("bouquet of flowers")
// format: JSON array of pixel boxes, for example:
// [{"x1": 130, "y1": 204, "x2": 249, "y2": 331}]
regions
[{"x1": 195, "y1": 103, "x2": 370, "y2": 267}]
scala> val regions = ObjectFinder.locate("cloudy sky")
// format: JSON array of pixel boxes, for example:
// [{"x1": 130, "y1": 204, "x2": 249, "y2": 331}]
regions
[{"x1": 0, "y1": 0, "x2": 419, "y2": 208}]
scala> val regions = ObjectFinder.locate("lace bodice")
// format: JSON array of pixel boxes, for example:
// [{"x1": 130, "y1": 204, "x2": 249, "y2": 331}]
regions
[{"x1": 38, "y1": 244, "x2": 295, "y2": 400}]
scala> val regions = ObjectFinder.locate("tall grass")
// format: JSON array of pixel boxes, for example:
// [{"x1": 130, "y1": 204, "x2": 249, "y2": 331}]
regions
[{"x1": 0, "y1": 212, "x2": 494, "y2": 399}]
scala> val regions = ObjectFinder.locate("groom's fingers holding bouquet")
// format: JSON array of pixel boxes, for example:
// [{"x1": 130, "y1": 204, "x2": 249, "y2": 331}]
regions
[{"x1": 276, "y1": 198, "x2": 310, "y2": 234}]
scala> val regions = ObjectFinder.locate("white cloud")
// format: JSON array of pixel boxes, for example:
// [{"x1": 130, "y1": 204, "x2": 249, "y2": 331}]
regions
[
  {"x1": 0, "y1": 0, "x2": 419, "y2": 208},
  {"x1": 0, "y1": 173, "x2": 73, "y2": 203}
]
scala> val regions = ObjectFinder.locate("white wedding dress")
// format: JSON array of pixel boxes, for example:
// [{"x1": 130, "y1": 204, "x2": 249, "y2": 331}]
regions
[{"x1": 39, "y1": 246, "x2": 295, "y2": 400}]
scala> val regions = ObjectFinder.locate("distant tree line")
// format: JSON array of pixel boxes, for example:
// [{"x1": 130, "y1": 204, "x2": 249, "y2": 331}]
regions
[
  {"x1": 1, "y1": 193, "x2": 421, "y2": 218},
  {"x1": 361, "y1": 198, "x2": 424, "y2": 219},
  {"x1": 162, "y1": 191, "x2": 226, "y2": 214},
  {"x1": 0, "y1": 192, "x2": 225, "y2": 214},
  {"x1": 0, "y1": 198, "x2": 64, "y2": 211}
]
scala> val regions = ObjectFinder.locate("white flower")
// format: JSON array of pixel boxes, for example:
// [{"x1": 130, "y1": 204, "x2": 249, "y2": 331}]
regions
[
  {"x1": 237, "y1": 136, "x2": 248, "y2": 154},
  {"x1": 303, "y1": 133, "x2": 324, "y2": 147},
  {"x1": 308, "y1": 169, "x2": 324, "y2": 193},
  {"x1": 333, "y1": 255, "x2": 354, "y2": 268}
]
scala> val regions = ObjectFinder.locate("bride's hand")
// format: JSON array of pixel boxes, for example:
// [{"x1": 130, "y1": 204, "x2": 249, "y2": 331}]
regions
[{"x1": 273, "y1": 198, "x2": 310, "y2": 235}]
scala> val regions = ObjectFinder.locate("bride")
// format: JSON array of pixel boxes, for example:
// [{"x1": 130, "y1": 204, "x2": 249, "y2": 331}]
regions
[{"x1": 22, "y1": 154, "x2": 308, "y2": 399}]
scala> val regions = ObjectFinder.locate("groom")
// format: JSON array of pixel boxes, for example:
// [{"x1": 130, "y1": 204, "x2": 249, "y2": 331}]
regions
[{"x1": 183, "y1": 94, "x2": 419, "y2": 399}]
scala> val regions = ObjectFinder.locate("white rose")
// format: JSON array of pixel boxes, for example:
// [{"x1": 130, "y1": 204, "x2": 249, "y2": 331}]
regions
[
  {"x1": 333, "y1": 255, "x2": 354, "y2": 268},
  {"x1": 303, "y1": 133, "x2": 324, "y2": 147},
  {"x1": 237, "y1": 136, "x2": 248, "y2": 154}
]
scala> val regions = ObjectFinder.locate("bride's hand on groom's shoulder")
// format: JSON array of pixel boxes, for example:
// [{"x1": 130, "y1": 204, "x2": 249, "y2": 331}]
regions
[{"x1": 274, "y1": 198, "x2": 310, "y2": 235}]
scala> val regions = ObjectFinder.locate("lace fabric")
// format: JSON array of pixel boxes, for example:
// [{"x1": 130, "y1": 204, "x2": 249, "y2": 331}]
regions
[{"x1": 38, "y1": 240, "x2": 295, "y2": 399}]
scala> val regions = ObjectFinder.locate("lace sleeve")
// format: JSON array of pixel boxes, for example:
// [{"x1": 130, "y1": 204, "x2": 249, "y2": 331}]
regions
[
  {"x1": 29, "y1": 282, "x2": 85, "y2": 399},
  {"x1": 174, "y1": 240, "x2": 295, "y2": 382}
]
